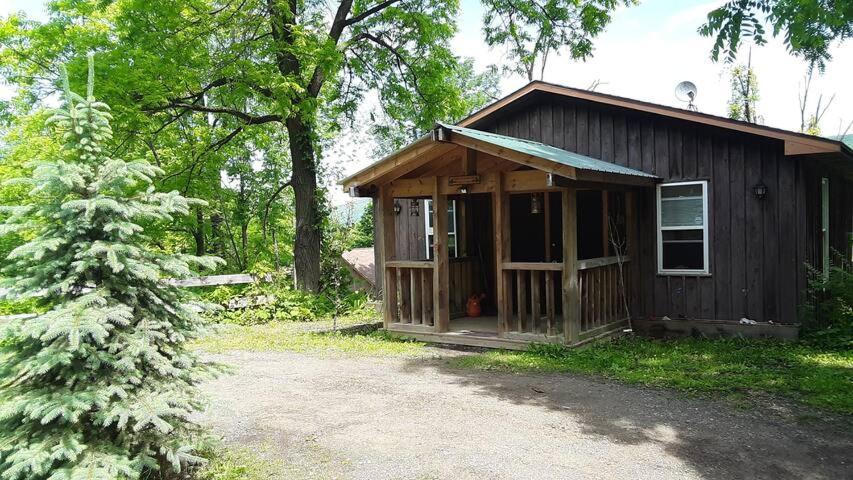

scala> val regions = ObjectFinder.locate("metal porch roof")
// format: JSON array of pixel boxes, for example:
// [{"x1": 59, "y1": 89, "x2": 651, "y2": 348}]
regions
[{"x1": 438, "y1": 123, "x2": 659, "y2": 180}]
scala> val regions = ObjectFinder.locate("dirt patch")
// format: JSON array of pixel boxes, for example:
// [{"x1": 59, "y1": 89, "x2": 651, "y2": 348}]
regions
[{"x1": 198, "y1": 350, "x2": 852, "y2": 480}]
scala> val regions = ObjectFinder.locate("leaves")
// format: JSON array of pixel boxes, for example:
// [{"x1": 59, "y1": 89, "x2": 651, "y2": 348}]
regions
[
  {"x1": 0, "y1": 59, "x2": 219, "y2": 479},
  {"x1": 482, "y1": 0, "x2": 635, "y2": 81},
  {"x1": 699, "y1": 0, "x2": 853, "y2": 69}
]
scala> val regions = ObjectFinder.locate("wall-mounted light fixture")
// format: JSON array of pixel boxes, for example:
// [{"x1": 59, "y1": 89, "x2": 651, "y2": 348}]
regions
[
  {"x1": 409, "y1": 199, "x2": 420, "y2": 216},
  {"x1": 459, "y1": 187, "x2": 468, "y2": 194},
  {"x1": 393, "y1": 201, "x2": 402, "y2": 215},
  {"x1": 752, "y1": 182, "x2": 768, "y2": 200},
  {"x1": 530, "y1": 193, "x2": 543, "y2": 214}
]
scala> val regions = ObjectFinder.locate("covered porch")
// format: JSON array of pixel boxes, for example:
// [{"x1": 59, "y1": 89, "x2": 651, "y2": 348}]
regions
[{"x1": 342, "y1": 123, "x2": 659, "y2": 349}]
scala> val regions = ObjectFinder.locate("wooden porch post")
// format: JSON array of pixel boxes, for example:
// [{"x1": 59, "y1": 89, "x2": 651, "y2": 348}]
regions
[
  {"x1": 625, "y1": 190, "x2": 637, "y2": 318},
  {"x1": 379, "y1": 186, "x2": 397, "y2": 328},
  {"x1": 494, "y1": 172, "x2": 511, "y2": 334},
  {"x1": 562, "y1": 187, "x2": 580, "y2": 343},
  {"x1": 432, "y1": 177, "x2": 450, "y2": 333}
]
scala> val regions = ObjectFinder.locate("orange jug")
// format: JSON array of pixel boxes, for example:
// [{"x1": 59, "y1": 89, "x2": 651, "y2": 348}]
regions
[{"x1": 466, "y1": 293, "x2": 486, "y2": 317}]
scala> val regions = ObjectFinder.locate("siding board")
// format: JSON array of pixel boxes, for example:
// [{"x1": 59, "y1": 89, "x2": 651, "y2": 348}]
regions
[
  {"x1": 744, "y1": 143, "x2": 764, "y2": 320},
  {"x1": 761, "y1": 144, "x2": 780, "y2": 322},
  {"x1": 713, "y1": 137, "x2": 732, "y2": 320},
  {"x1": 729, "y1": 142, "x2": 747, "y2": 319}
]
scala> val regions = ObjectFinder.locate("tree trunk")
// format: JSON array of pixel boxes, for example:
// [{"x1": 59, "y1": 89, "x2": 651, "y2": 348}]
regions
[
  {"x1": 193, "y1": 207, "x2": 206, "y2": 256},
  {"x1": 287, "y1": 115, "x2": 322, "y2": 292}
]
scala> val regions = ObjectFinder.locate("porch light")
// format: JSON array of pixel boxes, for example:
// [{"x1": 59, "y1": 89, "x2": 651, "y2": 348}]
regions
[
  {"x1": 752, "y1": 182, "x2": 768, "y2": 200},
  {"x1": 409, "y1": 199, "x2": 420, "y2": 216},
  {"x1": 530, "y1": 193, "x2": 543, "y2": 214},
  {"x1": 393, "y1": 201, "x2": 402, "y2": 215}
]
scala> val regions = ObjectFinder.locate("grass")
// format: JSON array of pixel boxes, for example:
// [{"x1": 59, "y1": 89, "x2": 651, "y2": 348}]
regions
[
  {"x1": 194, "y1": 447, "x2": 282, "y2": 480},
  {"x1": 450, "y1": 336, "x2": 853, "y2": 414},
  {"x1": 192, "y1": 317, "x2": 428, "y2": 357}
]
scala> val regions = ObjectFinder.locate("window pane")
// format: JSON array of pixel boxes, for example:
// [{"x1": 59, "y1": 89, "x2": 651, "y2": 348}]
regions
[
  {"x1": 448, "y1": 234, "x2": 457, "y2": 258},
  {"x1": 661, "y1": 197, "x2": 704, "y2": 227},
  {"x1": 662, "y1": 241, "x2": 704, "y2": 270},
  {"x1": 447, "y1": 201, "x2": 456, "y2": 234},
  {"x1": 661, "y1": 184, "x2": 703, "y2": 199}
]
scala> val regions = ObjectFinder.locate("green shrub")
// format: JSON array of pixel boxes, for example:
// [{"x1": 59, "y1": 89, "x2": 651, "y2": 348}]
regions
[
  {"x1": 203, "y1": 277, "x2": 373, "y2": 326},
  {"x1": 802, "y1": 253, "x2": 853, "y2": 350}
]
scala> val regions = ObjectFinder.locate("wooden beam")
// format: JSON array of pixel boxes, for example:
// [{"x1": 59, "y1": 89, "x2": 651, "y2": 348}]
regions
[
  {"x1": 574, "y1": 170, "x2": 659, "y2": 187},
  {"x1": 346, "y1": 142, "x2": 458, "y2": 189},
  {"x1": 494, "y1": 171, "x2": 510, "y2": 335},
  {"x1": 389, "y1": 174, "x2": 499, "y2": 198},
  {"x1": 625, "y1": 190, "x2": 637, "y2": 319},
  {"x1": 463, "y1": 148, "x2": 477, "y2": 175},
  {"x1": 432, "y1": 177, "x2": 450, "y2": 333},
  {"x1": 601, "y1": 191, "x2": 610, "y2": 257},
  {"x1": 502, "y1": 262, "x2": 563, "y2": 271},
  {"x1": 562, "y1": 188, "x2": 580, "y2": 343},
  {"x1": 449, "y1": 131, "x2": 578, "y2": 179},
  {"x1": 548, "y1": 171, "x2": 658, "y2": 188},
  {"x1": 504, "y1": 170, "x2": 561, "y2": 192},
  {"x1": 379, "y1": 186, "x2": 397, "y2": 328},
  {"x1": 577, "y1": 255, "x2": 630, "y2": 270},
  {"x1": 544, "y1": 192, "x2": 551, "y2": 261},
  {"x1": 347, "y1": 185, "x2": 377, "y2": 198}
]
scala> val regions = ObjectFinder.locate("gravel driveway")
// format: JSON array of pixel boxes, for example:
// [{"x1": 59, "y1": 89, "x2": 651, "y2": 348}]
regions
[{"x1": 199, "y1": 350, "x2": 852, "y2": 480}]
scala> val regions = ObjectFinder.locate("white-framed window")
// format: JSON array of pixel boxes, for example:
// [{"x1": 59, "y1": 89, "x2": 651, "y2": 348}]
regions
[
  {"x1": 425, "y1": 199, "x2": 457, "y2": 260},
  {"x1": 656, "y1": 181, "x2": 709, "y2": 275}
]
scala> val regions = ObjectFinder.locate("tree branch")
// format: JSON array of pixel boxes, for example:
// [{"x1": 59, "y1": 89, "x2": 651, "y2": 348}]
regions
[
  {"x1": 262, "y1": 179, "x2": 293, "y2": 238},
  {"x1": 306, "y1": 0, "x2": 355, "y2": 97},
  {"x1": 343, "y1": 0, "x2": 400, "y2": 27},
  {"x1": 148, "y1": 102, "x2": 282, "y2": 125}
]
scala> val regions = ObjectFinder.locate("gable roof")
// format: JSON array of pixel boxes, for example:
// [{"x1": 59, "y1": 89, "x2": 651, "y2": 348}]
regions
[
  {"x1": 438, "y1": 123, "x2": 657, "y2": 180},
  {"x1": 460, "y1": 81, "x2": 851, "y2": 157},
  {"x1": 341, "y1": 81, "x2": 852, "y2": 190}
]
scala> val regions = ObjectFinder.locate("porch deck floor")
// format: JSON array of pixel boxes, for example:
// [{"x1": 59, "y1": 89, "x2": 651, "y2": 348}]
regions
[{"x1": 449, "y1": 316, "x2": 499, "y2": 336}]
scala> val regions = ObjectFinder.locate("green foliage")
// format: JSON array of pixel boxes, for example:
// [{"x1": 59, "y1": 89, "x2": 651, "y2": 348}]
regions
[
  {"x1": 0, "y1": 0, "x2": 503, "y2": 287},
  {"x1": 453, "y1": 336, "x2": 853, "y2": 414},
  {"x1": 699, "y1": 0, "x2": 853, "y2": 69},
  {"x1": 727, "y1": 62, "x2": 760, "y2": 123},
  {"x1": 197, "y1": 277, "x2": 371, "y2": 326},
  {"x1": 192, "y1": 320, "x2": 425, "y2": 357},
  {"x1": 0, "y1": 57, "x2": 223, "y2": 479},
  {"x1": 482, "y1": 0, "x2": 636, "y2": 81},
  {"x1": 348, "y1": 201, "x2": 374, "y2": 249},
  {"x1": 801, "y1": 254, "x2": 853, "y2": 349}
]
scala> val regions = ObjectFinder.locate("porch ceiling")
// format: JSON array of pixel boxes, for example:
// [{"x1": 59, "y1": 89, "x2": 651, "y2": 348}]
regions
[{"x1": 340, "y1": 123, "x2": 660, "y2": 193}]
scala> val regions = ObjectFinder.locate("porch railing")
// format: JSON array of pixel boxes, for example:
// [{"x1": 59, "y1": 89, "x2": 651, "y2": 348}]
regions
[
  {"x1": 578, "y1": 256, "x2": 631, "y2": 333},
  {"x1": 384, "y1": 260, "x2": 434, "y2": 326},
  {"x1": 502, "y1": 262, "x2": 562, "y2": 336}
]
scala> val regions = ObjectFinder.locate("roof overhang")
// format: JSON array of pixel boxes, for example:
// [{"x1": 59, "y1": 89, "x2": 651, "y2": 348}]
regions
[
  {"x1": 341, "y1": 123, "x2": 659, "y2": 193},
  {"x1": 459, "y1": 81, "x2": 849, "y2": 157}
]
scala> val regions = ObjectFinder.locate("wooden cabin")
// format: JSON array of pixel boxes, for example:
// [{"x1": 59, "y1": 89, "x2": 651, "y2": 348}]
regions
[{"x1": 341, "y1": 81, "x2": 853, "y2": 349}]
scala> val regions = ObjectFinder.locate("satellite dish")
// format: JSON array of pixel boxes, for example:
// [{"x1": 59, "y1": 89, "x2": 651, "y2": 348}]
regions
[{"x1": 675, "y1": 81, "x2": 698, "y2": 111}]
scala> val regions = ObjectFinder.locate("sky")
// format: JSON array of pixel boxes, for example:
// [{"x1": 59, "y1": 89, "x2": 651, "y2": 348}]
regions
[{"x1": 2, "y1": 0, "x2": 852, "y2": 207}]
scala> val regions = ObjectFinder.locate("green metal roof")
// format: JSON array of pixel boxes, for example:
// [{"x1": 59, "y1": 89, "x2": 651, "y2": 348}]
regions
[
  {"x1": 830, "y1": 134, "x2": 853, "y2": 149},
  {"x1": 439, "y1": 123, "x2": 659, "y2": 179}
]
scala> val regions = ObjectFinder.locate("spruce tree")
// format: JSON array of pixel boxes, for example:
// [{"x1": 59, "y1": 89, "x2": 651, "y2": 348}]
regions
[{"x1": 0, "y1": 55, "x2": 222, "y2": 479}]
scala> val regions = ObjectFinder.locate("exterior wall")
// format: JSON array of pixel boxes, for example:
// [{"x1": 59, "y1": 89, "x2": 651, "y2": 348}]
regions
[
  {"x1": 464, "y1": 92, "x2": 853, "y2": 324},
  {"x1": 393, "y1": 199, "x2": 428, "y2": 260}
]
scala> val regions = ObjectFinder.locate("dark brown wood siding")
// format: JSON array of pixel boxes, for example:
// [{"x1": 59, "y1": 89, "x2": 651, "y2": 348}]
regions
[{"x1": 470, "y1": 92, "x2": 852, "y2": 324}]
